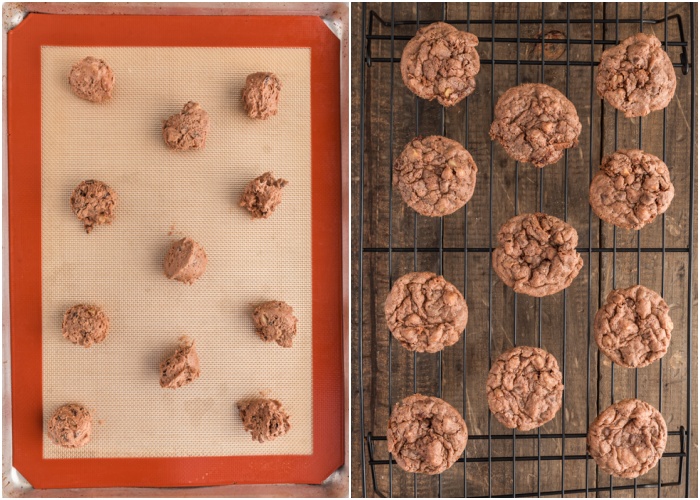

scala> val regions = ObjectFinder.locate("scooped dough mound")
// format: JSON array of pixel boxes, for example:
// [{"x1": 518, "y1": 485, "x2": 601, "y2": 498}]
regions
[
  {"x1": 237, "y1": 397, "x2": 291, "y2": 443},
  {"x1": 62, "y1": 304, "x2": 109, "y2": 348},
  {"x1": 162, "y1": 101, "x2": 210, "y2": 150},
  {"x1": 239, "y1": 172, "x2": 289, "y2": 219},
  {"x1": 68, "y1": 56, "x2": 114, "y2": 103},
  {"x1": 48, "y1": 403, "x2": 92, "y2": 448},
  {"x1": 160, "y1": 336, "x2": 201, "y2": 389},
  {"x1": 242, "y1": 72, "x2": 282, "y2": 119},
  {"x1": 70, "y1": 179, "x2": 117, "y2": 234},
  {"x1": 253, "y1": 301, "x2": 298, "y2": 348},
  {"x1": 163, "y1": 237, "x2": 208, "y2": 285}
]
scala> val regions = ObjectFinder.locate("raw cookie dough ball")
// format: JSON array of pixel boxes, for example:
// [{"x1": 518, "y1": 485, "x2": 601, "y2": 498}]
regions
[
  {"x1": 48, "y1": 403, "x2": 92, "y2": 448},
  {"x1": 237, "y1": 397, "x2": 291, "y2": 443},
  {"x1": 589, "y1": 149, "x2": 674, "y2": 230},
  {"x1": 242, "y1": 72, "x2": 282, "y2": 120},
  {"x1": 62, "y1": 304, "x2": 109, "y2": 348},
  {"x1": 68, "y1": 56, "x2": 115, "y2": 103},
  {"x1": 239, "y1": 172, "x2": 288, "y2": 219},
  {"x1": 596, "y1": 33, "x2": 676, "y2": 118},
  {"x1": 162, "y1": 101, "x2": 210, "y2": 150},
  {"x1": 253, "y1": 301, "x2": 298, "y2": 348},
  {"x1": 70, "y1": 180, "x2": 117, "y2": 234},
  {"x1": 163, "y1": 237, "x2": 208, "y2": 285},
  {"x1": 160, "y1": 336, "x2": 201, "y2": 389}
]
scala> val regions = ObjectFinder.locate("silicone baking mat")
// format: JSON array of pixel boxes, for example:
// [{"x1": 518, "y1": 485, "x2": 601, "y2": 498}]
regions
[{"x1": 8, "y1": 14, "x2": 343, "y2": 488}]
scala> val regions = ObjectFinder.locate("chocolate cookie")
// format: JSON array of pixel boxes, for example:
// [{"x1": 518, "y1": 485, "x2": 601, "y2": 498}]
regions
[
  {"x1": 393, "y1": 136, "x2": 478, "y2": 217},
  {"x1": 68, "y1": 56, "x2": 114, "y2": 103},
  {"x1": 237, "y1": 396, "x2": 291, "y2": 443},
  {"x1": 242, "y1": 72, "x2": 282, "y2": 120},
  {"x1": 162, "y1": 101, "x2": 210, "y2": 150},
  {"x1": 489, "y1": 83, "x2": 582, "y2": 168},
  {"x1": 163, "y1": 237, "x2": 208, "y2": 285},
  {"x1": 387, "y1": 394, "x2": 468, "y2": 475},
  {"x1": 159, "y1": 336, "x2": 201, "y2": 389},
  {"x1": 48, "y1": 403, "x2": 92, "y2": 448},
  {"x1": 589, "y1": 149, "x2": 674, "y2": 230},
  {"x1": 596, "y1": 33, "x2": 676, "y2": 118},
  {"x1": 70, "y1": 179, "x2": 117, "y2": 234},
  {"x1": 62, "y1": 304, "x2": 109, "y2": 348},
  {"x1": 253, "y1": 300, "x2": 298, "y2": 348},
  {"x1": 239, "y1": 172, "x2": 288, "y2": 219},
  {"x1": 594, "y1": 285, "x2": 672, "y2": 368},
  {"x1": 486, "y1": 346, "x2": 564, "y2": 431},
  {"x1": 385, "y1": 272, "x2": 468, "y2": 353},
  {"x1": 492, "y1": 213, "x2": 583, "y2": 297},
  {"x1": 588, "y1": 399, "x2": 667, "y2": 478},
  {"x1": 400, "y1": 22, "x2": 480, "y2": 107}
]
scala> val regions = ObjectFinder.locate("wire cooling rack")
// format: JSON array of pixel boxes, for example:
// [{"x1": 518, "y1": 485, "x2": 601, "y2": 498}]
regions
[{"x1": 356, "y1": 2, "x2": 696, "y2": 497}]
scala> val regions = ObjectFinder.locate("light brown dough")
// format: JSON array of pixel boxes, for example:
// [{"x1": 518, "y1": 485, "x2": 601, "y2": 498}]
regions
[
  {"x1": 253, "y1": 301, "x2": 298, "y2": 348},
  {"x1": 237, "y1": 397, "x2": 291, "y2": 443},
  {"x1": 68, "y1": 56, "x2": 114, "y2": 103},
  {"x1": 239, "y1": 172, "x2": 288, "y2": 219},
  {"x1": 48, "y1": 403, "x2": 92, "y2": 448},
  {"x1": 163, "y1": 237, "x2": 208, "y2": 285},
  {"x1": 162, "y1": 101, "x2": 210, "y2": 150},
  {"x1": 70, "y1": 179, "x2": 117, "y2": 234},
  {"x1": 62, "y1": 304, "x2": 109, "y2": 348},
  {"x1": 159, "y1": 336, "x2": 201, "y2": 389},
  {"x1": 242, "y1": 72, "x2": 282, "y2": 119}
]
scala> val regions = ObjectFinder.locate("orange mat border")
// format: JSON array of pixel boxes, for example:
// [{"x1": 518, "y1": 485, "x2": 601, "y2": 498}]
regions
[{"x1": 7, "y1": 14, "x2": 343, "y2": 489}]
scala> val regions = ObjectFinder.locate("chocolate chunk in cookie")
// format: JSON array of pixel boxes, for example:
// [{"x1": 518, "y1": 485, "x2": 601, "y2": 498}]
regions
[
  {"x1": 387, "y1": 394, "x2": 468, "y2": 475},
  {"x1": 588, "y1": 399, "x2": 667, "y2": 478},
  {"x1": 596, "y1": 33, "x2": 676, "y2": 118},
  {"x1": 239, "y1": 172, "x2": 288, "y2": 219},
  {"x1": 162, "y1": 101, "x2": 210, "y2": 150},
  {"x1": 48, "y1": 403, "x2": 93, "y2": 448},
  {"x1": 237, "y1": 396, "x2": 291, "y2": 443},
  {"x1": 492, "y1": 213, "x2": 583, "y2": 297},
  {"x1": 160, "y1": 336, "x2": 201, "y2": 389},
  {"x1": 595, "y1": 285, "x2": 672, "y2": 368},
  {"x1": 590, "y1": 149, "x2": 674, "y2": 230},
  {"x1": 393, "y1": 136, "x2": 478, "y2": 217},
  {"x1": 385, "y1": 272, "x2": 468, "y2": 353},
  {"x1": 242, "y1": 72, "x2": 282, "y2": 120},
  {"x1": 400, "y1": 22, "x2": 480, "y2": 107},
  {"x1": 490, "y1": 83, "x2": 582, "y2": 168},
  {"x1": 69, "y1": 56, "x2": 114, "y2": 103},
  {"x1": 70, "y1": 179, "x2": 117, "y2": 234},
  {"x1": 253, "y1": 300, "x2": 298, "y2": 348},
  {"x1": 487, "y1": 346, "x2": 564, "y2": 431},
  {"x1": 62, "y1": 304, "x2": 109, "y2": 348}
]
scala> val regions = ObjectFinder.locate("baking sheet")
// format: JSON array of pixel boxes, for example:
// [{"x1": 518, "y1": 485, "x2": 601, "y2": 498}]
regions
[{"x1": 40, "y1": 46, "x2": 312, "y2": 458}]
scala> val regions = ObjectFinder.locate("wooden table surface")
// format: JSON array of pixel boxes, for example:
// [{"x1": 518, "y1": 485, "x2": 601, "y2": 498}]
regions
[{"x1": 351, "y1": 2, "x2": 698, "y2": 497}]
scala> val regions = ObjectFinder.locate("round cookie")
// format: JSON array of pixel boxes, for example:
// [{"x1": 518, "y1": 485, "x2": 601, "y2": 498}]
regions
[
  {"x1": 594, "y1": 285, "x2": 672, "y2": 368},
  {"x1": 239, "y1": 172, "x2": 288, "y2": 219},
  {"x1": 160, "y1": 336, "x2": 201, "y2": 389},
  {"x1": 400, "y1": 22, "x2": 480, "y2": 107},
  {"x1": 492, "y1": 212, "x2": 583, "y2": 297},
  {"x1": 48, "y1": 403, "x2": 92, "y2": 448},
  {"x1": 489, "y1": 83, "x2": 582, "y2": 168},
  {"x1": 62, "y1": 304, "x2": 109, "y2": 348},
  {"x1": 486, "y1": 346, "x2": 564, "y2": 431},
  {"x1": 163, "y1": 237, "x2": 208, "y2": 285},
  {"x1": 596, "y1": 33, "x2": 676, "y2": 118},
  {"x1": 393, "y1": 136, "x2": 478, "y2": 217},
  {"x1": 588, "y1": 399, "x2": 667, "y2": 478},
  {"x1": 70, "y1": 179, "x2": 117, "y2": 234},
  {"x1": 387, "y1": 394, "x2": 468, "y2": 475},
  {"x1": 242, "y1": 72, "x2": 282, "y2": 120},
  {"x1": 237, "y1": 397, "x2": 291, "y2": 443},
  {"x1": 589, "y1": 149, "x2": 674, "y2": 230},
  {"x1": 68, "y1": 56, "x2": 114, "y2": 103},
  {"x1": 385, "y1": 272, "x2": 468, "y2": 353},
  {"x1": 253, "y1": 300, "x2": 298, "y2": 348},
  {"x1": 162, "y1": 101, "x2": 210, "y2": 150}
]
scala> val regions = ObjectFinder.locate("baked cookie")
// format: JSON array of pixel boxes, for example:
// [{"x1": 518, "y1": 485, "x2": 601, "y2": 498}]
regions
[
  {"x1": 486, "y1": 346, "x2": 564, "y2": 431},
  {"x1": 239, "y1": 172, "x2": 288, "y2": 219},
  {"x1": 596, "y1": 33, "x2": 676, "y2": 118},
  {"x1": 594, "y1": 285, "x2": 672, "y2": 368},
  {"x1": 62, "y1": 304, "x2": 109, "y2": 348},
  {"x1": 242, "y1": 72, "x2": 282, "y2": 120},
  {"x1": 387, "y1": 394, "x2": 468, "y2": 475},
  {"x1": 588, "y1": 399, "x2": 667, "y2": 478},
  {"x1": 393, "y1": 136, "x2": 478, "y2": 217},
  {"x1": 489, "y1": 83, "x2": 582, "y2": 168},
  {"x1": 159, "y1": 336, "x2": 201, "y2": 389},
  {"x1": 70, "y1": 179, "x2": 117, "y2": 234},
  {"x1": 400, "y1": 22, "x2": 480, "y2": 107},
  {"x1": 253, "y1": 300, "x2": 298, "y2": 348},
  {"x1": 163, "y1": 237, "x2": 208, "y2": 285},
  {"x1": 492, "y1": 213, "x2": 583, "y2": 297},
  {"x1": 237, "y1": 397, "x2": 291, "y2": 443},
  {"x1": 162, "y1": 101, "x2": 210, "y2": 150},
  {"x1": 589, "y1": 149, "x2": 674, "y2": 230},
  {"x1": 48, "y1": 403, "x2": 92, "y2": 448},
  {"x1": 385, "y1": 272, "x2": 468, "y2": 353},
  {"x1": 68, "y1": 56, "x2": 114, "y2": 103}
]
